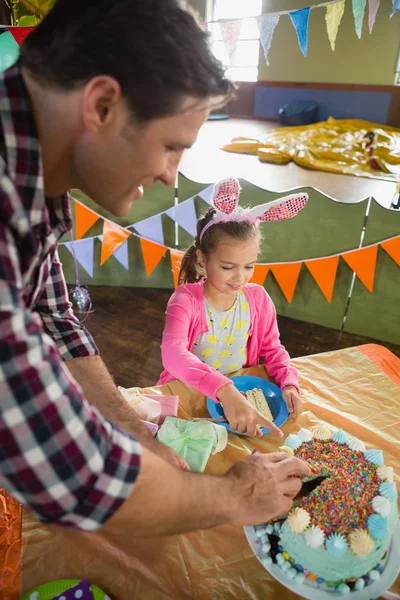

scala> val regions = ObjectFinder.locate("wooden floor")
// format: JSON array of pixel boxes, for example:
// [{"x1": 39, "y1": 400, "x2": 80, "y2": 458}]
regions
[{"x1": 84, "y1": 286, "x2": 400, "y2": 389}]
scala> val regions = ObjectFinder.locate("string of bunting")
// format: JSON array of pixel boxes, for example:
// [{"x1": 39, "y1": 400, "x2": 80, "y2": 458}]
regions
[
  {"x1": 207, "y1": 0, "x2": 399, "y2": 64},
  {"x1": 61, "y1": 194, "x2": 400, "y2": 304}
]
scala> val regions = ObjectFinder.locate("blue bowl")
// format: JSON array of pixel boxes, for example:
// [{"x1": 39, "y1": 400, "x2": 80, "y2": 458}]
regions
[{"x1": 207, "y1": 375, "x2": 289, "y2": 436}]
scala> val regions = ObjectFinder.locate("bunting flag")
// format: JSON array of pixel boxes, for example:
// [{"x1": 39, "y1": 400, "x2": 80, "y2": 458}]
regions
[
  {"x1": 64, "y1": 238, "x2": 94, "y2": 278},
  {"x1": 133, "y1": 214, "x2": 164, "y2": 245},
  {"x1": 325, "y1": 1, "x2": 345, "y2": 51},
  {"x1": 219, "y1": 19, "x2": 242, "y2": 64},
  {"x1": 197, "y1": 185, "x2": 214, "y2": 206},
  {"x1": 75, "y1": 202, "x2": 100, "y2": 240},
  {"x1": 165, "y1": 198, "x2": 197, "y2": 237},
  {"x1": 7, "y1": 26, "x2": 34, "y2": 45},
  {"x1": 113, "y1": 239, "x2": 129, "y2": 270},
  {"x1": 391, "y1": 0, "x2": 400, "y2": 16},
  {"x1": 368, "y1": 0, "x2": 381, "y2": 32},
  {"x1": 140, "y1": 238, "x2": 167, "y2": 277},
  {"x1": 65, "y1": 197, "x2": 399, "y2": 296},
  {"x1": 170, "y1": 249, "x2": 184, "y2": 288},
  {"x1": 100, "y1": 221, "x2": 130, "y2": 265},
  {"x1": 257, "y1": 14, "x2": 280, "y2": 66},
  {"x1": 342, "y1": 244, "x2": 378, "y2": 292},
  {"x1": 380, "y1": 236, "x2": 400, "y2": 266},
  {"x1": 270, "y1": 263, "x2": 302, "y2": 303},
  {"x1": 289, "y1": 7, "x2": 310, "y2": 57},
  {"x1": 249, "y1": 264, "x2": 270, "y2": 286},
  {"x1": 352, "y1": 0, "x2": 367, "y2": 38},
  {"x1": 305, "y1": 255, "x2": 339, "y2": 302}
]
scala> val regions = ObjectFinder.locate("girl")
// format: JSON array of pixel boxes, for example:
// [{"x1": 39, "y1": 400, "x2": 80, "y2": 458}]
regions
[{"x1": 158, "y1": 178, "x2": 308, "y2": 437}]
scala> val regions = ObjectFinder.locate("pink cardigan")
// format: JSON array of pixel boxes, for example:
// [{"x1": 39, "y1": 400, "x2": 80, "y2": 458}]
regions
[{"x1": 158, "y1": 281, "x2": 299, "y2": 401}]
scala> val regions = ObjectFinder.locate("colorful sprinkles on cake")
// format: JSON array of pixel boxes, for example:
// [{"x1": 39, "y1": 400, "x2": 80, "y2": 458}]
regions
[{"x1": 295, "y1": 440, "x2": 380, "y2": 536}]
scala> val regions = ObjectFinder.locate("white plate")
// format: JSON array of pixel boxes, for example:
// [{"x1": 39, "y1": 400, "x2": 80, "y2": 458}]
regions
[{"x1": 244, "y1": 521, "x2": 400, "y2": 599}]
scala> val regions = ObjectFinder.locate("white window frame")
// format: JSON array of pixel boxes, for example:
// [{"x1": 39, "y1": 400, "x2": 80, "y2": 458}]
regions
[{"x1": 207, "y1": 0, "x2": 262, "y2": 82}]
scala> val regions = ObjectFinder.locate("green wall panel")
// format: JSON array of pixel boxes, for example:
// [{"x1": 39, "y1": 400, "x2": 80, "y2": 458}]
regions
[{"x1": 343, "y1": 202, "x2": 400, "y2": 345}]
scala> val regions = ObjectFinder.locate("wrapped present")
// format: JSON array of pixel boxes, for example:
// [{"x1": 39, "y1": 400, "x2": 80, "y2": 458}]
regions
[
  {"x1": 118, "y1": 388, "x2": 161, "y2": 423},
  {"x1": 118, "y1": 387, "x2": 179, "y2": 425},
  {"x1": 157, "y1": 417, "x2": 228, "y2": 472},
  {"x1": 143, "y1": 420, "x2": 159, "y2": 436},
  {"x1": 142, "y1": 394, "x2": 179, "y2": 425}
]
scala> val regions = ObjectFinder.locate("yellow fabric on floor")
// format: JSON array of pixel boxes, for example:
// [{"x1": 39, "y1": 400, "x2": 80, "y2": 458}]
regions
[
  {"x1": 18, "y1": 346, "x2": 400, "y2": 600},
  {"x1": 222, "y1": 118, "x2": 400, "y2": 182}
]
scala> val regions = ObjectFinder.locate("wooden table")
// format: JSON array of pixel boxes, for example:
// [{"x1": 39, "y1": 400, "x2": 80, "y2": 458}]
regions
[
  {"x1": 179, "y1": 119, "x2": 398, "y2": 208},
  {"x1": 1, "y1": 344, "x2": 399, "y2": 600}
]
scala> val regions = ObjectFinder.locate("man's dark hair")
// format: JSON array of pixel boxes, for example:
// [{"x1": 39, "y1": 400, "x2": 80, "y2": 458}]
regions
[{"x1": 20, "y1": 0, "x2": 234, "y2": 122}]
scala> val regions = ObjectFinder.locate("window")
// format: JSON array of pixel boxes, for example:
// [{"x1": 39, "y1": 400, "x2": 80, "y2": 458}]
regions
[{"x1": 207, "y1": 0, "x2": 262, "y2": 82}]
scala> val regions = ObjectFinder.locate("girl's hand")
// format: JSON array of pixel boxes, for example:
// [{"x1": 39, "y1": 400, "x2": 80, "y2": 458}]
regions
[
  {"x1": 282, "y1": 385, "x2": 303, "y2": 418},
  {"x1": 216, "y1": 384, "x2": 284, "y2": 438}
]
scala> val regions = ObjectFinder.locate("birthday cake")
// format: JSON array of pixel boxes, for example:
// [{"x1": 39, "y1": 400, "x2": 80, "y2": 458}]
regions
[{"x1": 254, "y1": 426, "x2": 398, "y2": 594}]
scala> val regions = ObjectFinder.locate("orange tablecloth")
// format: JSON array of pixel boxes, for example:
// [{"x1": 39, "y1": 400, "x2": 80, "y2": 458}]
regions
[{"x1": 1, "y1": 344, "x2": 399, "y2": 600}]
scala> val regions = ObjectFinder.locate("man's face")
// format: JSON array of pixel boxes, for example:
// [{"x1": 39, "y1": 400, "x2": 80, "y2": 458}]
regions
[{"x1": 72, "y1": 94, "x2": 210, "y2": 217}]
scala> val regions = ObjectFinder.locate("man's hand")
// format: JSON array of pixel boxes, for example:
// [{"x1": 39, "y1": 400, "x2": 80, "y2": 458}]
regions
[
  {"x1": 217, "y1": 384, "x2": 283, "y2": 438},
  {"x1": 282, "y1": 385, "x2": 303, "y2": 417},
  {"x1": 225, "y1": 451, "x2": 311, "y2": 525}
]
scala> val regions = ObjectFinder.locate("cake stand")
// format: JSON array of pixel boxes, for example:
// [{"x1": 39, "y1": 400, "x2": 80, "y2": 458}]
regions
[{"x1": 244, "y1": 521, "x2": 400, "y2": 600}]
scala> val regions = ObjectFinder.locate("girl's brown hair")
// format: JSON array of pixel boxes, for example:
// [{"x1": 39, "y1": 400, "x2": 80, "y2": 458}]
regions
[{"x1": 179, "y1": 208, "x2": 260, "y2": 284}]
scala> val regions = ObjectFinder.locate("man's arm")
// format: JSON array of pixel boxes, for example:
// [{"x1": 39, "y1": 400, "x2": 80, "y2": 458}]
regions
[
  {"x1": 0, "y1": 214, "x2": 141, "y2": 530},
  {"x1": 102, "y1": 448, "x2": 312, "y2": 539},
  {"x1": 35, "y1": 249, "x2": 187, "y2": 467},
  {"x1": 65, "y1": 354, "x2": 156, "y2": 444}
]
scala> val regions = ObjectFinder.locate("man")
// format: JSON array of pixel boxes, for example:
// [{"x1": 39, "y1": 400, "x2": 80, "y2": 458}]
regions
[{"x1": 0, "y1": 0, "x2": 310, "y2": 538}]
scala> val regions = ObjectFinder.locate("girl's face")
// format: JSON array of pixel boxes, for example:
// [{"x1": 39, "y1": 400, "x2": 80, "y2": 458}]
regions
[{"x1": 199, "y1": 235, "x2": 260, "y2": 297}]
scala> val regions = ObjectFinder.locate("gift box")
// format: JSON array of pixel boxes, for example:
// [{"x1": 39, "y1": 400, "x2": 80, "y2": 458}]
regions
[
  {"x1": 143, "y1": 394, "x2": 179, "y2": 425},
  {"x1": 119, "y1": 387, "x2": 179, "y2": 425},
  {"x1": 143, "y1": 420, "x2": 159, "y2": 436},
  {"x1": 156, "y1": 417, "x2": 228, "y2": 472}
]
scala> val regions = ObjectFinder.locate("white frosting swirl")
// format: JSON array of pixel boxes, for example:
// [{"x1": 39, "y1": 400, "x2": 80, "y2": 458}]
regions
[
  {"x1": 305, "y1": 525, "x2": 325, "y2": 549},
  {"x1": 311, "y1": 424, "x2": 332, "y2": 440},
  {"x1": 372, "y1": 495, "x2": 391, "y2": 517},
  {"x1": 287, "y1": 507, "x2": 310, "y2": 533},
  {"x1": 279, "y1": 445, "x2": 294, "y2": 456},
  {"x1": 349, "y1": 529, "x2": 374, "y2": 556},
  {"x1": 347, "y1": 437, "x2": 366, "y2": 452},
  {"x1": 377, "y1": 465, "x2": 394, "y2": 482}
]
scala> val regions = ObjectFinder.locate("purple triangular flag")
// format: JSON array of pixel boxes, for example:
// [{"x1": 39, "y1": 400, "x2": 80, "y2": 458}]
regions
[
  {"x1": 113, "y1": 239, "x2": 129, "y2": 270},
  {"x1": 52, "y1": 579, "x2": 95, "y2": 599},
  {"x1": 63, "y1": 238, "x2": 94, "y2": 278},
  {"x1": 257, "y1": 14, "x2": 280, "y2": 66},
  {"x1": 165, "y1": 198, "x2": 197, "y2": 237},
  {"x1": 290, "y1": 6, "x2": 310, "y2": 57},
  {"x1": 197, "y1": 185, "x2": 214, "y2": 206},
  {"x1": 133, "y1": 214, "x2": 164, "y2": 245}
]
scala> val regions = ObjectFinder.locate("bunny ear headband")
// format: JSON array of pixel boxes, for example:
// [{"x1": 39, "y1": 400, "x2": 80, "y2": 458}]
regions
[{"x1": 199, "y1": 177, "x2": 308, "y2": 242}]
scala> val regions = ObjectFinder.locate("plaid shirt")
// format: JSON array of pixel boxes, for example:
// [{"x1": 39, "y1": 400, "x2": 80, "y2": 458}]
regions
[{"x1": 0, "y1": 63, "x2": 141, "y2": 530}]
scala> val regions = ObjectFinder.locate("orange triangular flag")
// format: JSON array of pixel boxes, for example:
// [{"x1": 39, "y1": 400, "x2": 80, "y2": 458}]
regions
[
  {"x1": 380, "y1": 236, "x2": 400, "y2": 266},
  {"x1": 75, "y1": 202, "x2": 100, "y2": 239},
  {"x1": 270, "y1": 262, "x2": 302, "y2": 303},
  {"x1": 170, "y1": 249, "x2": 184, "y2": 288},
  {"x1": 140, "y1": 238, "x2": 167, "y2": 277},
  {"x1": 342, "y1": 245, "x2": 378, "y2": 292},
  {"x1": 249, "y1": 264, "x2": 269, "y2": 286},
  {"x1": 305, "y1": 255, "x2": 339, "y2": 303},
  {"x1": 100, "y1": 221, "x2": 130, "y2": 265}
]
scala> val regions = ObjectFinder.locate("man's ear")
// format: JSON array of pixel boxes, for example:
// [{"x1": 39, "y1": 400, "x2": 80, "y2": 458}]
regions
[{"x1": 81, "y1": 75, "x2": 121, "y2": 132}]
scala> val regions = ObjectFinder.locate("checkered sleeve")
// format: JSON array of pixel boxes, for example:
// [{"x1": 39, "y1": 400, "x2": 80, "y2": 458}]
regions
[
  {"x1": 0, "y1": 216, "x2": 141, "y2": 530},
  {"x1": 34, "y1": 248, "x2": 99, "y2": 361}
]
